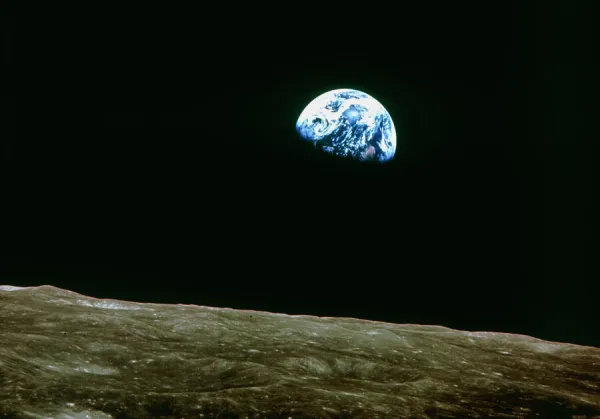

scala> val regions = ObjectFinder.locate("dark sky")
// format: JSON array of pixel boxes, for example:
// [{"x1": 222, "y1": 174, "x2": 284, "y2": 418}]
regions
[{"x1": 3, "y1": 3, "x2": 597, "y2": 347}]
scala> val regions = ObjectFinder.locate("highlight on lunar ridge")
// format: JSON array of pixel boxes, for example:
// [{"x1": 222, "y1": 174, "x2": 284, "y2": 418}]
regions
[{"x1": 296, "y1": 88, "x2": 396, "y2": 163}]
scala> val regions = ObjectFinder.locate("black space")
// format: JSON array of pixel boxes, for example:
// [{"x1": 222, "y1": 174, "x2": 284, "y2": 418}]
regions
[{"x1": 2, "y1": 3, "x2": 597, "y2": 347}]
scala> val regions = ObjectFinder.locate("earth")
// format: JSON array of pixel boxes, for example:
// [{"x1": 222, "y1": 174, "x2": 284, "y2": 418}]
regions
[{"x1": 296, "y1": 89, "x2": 396, "y2": 163}]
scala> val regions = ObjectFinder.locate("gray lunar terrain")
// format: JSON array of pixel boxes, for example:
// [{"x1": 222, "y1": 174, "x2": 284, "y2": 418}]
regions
[{"x1": 0, "y1": 285, "x2": 599, "y2": 418}]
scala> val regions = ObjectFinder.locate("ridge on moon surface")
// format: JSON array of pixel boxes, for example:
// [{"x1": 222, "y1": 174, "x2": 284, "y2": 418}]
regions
[
  {"x1": 296, "y1": 89, "x2": 397, "y2": 163},
  {"x1": 0, "y1": 285, "x2": 599, "y2": 418}
]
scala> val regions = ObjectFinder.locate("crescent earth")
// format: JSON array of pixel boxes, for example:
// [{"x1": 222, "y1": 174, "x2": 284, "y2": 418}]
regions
[{"x1": 296, "y1": 89, "x2": 396, "y2": 163}]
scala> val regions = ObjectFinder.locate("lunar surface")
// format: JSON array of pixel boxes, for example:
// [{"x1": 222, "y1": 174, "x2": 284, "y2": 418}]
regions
[
  {"x1": 296, "y1": 89, "x2": 396, "y2": 162},
  {"x1": 1, "y1": 285, "x2": 599, "y2": 418}
]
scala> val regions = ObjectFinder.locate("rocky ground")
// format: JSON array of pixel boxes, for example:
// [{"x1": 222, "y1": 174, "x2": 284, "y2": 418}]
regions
[{"x1": 0, "y1": 285, "x2": 598, "y2": 418}]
